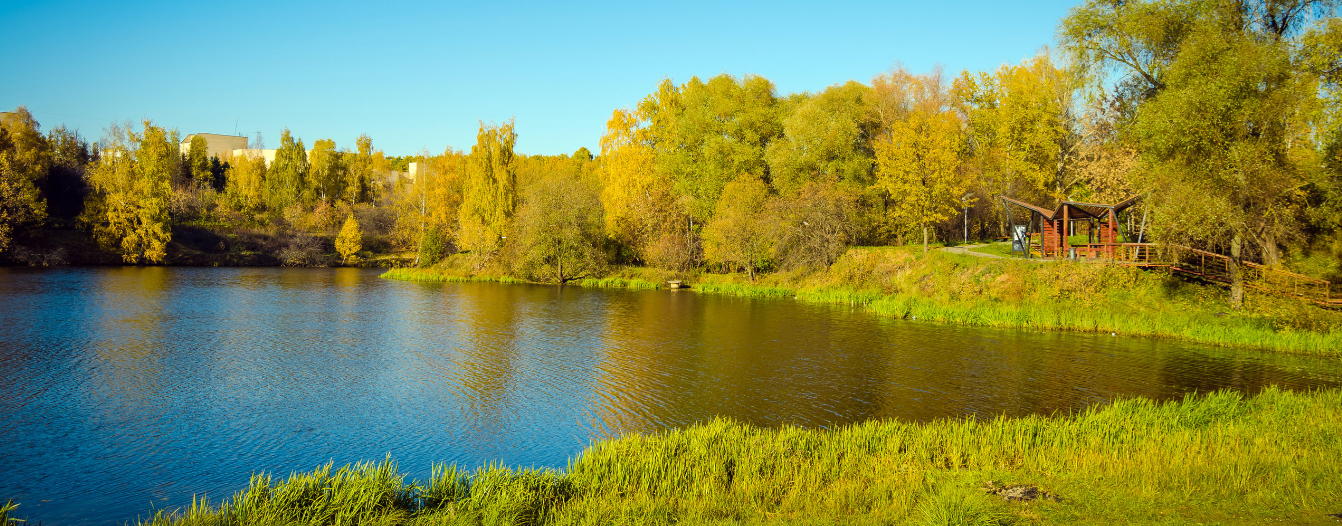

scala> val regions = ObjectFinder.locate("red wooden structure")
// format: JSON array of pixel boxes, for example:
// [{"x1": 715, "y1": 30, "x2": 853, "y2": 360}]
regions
[
  {"x1": 1000, "y1": 195, "x2": 1142, "y2": 259},
  {"x1": 994, "y1": 195, "x2": 1341, "y2": 307}
]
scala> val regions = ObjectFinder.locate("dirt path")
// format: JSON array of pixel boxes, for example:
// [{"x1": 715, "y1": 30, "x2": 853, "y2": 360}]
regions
[{"x1": 940, "y1": 244, "x2": 1008, "y2": 259}]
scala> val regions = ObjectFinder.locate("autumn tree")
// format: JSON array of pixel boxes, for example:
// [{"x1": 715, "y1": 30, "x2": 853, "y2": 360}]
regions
[
  {"x1": 308, "y1": 138, "x2": 346, "y2": 204},
  {"x1": 875, "y1": 70, "x2": 973, "y2": 253},
  {"x1": 336, "y1": 213, "x2": 362, "y2": 263},
  {"x1": 952, "y1": 55, "x2": 1074, "y2": 233},
  {"x1": 769, "y1": 182, "x2": 860, "y2": 270},
  {"x1": 703, "y1": 173, "x2": 773, "y2": 280},
  {"x1": 0, "y1": 108, "x2": 50, "y2": 253},
  {"x1": 346, "y1": 134, "x2": 375, "y2": 205},
  {"x1": 394, "y1": 147, "x2": 465, "y2": 261},
  {"x1": 598, "y1": 107, "x2": 671, "y2": 259},
  {"x1": 83, "y1": 120, "x2": 176, "y2": 263},
  {"x1": 509, "y1": 175, "x2": 606, "y2": 282},
  {"x1": 1062, "y1": 0, "x2": 1334, "y2": 307},
  {"x1": 225, "y1": 151, "x2": 267, "y2": 210},
  {"x1": 457, "y1": 120, "x2": 518, "y2": 260}
]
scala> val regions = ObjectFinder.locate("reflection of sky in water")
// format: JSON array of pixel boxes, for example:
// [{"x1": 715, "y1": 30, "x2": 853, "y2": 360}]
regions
[{"x1": 0, "y1": 266, "x2": 1338, "y2": 525}]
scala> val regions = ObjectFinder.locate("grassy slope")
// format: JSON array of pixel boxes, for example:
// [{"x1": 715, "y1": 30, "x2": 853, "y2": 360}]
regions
[
  {"x1": 134, "y1": 387, "x2": 1342, "y2": 525},
  {"x1": 385, "y1": 246, "x2": 1342, "y2": 355}
]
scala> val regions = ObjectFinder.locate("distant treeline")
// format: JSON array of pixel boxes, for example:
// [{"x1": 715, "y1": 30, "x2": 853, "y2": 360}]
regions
[{"x1": 2, "y1": 0, "x2": 1341, "y2": 302}]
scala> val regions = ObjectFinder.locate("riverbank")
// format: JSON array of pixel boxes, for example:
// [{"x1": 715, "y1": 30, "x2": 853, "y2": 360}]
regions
[
  {"x1": 383, "y1": 246, "x2": 1342, "y2": 355},
  {"x1": 120, "y1": 387, "x2": 1342, "y2": 525}
]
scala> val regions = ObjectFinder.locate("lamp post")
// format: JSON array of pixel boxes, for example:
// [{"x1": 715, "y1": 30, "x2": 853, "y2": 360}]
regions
[{"x1": 961, "y1": 193, "x2": 973, "y2": 244}]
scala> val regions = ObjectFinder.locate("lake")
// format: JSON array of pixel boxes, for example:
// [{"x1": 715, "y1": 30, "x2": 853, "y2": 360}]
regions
[{"x1": 1, "y1": 266, "x2": 1337, "y2": 525}]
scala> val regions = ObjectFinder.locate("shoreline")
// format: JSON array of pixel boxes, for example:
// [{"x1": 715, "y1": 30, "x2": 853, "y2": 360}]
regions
[
  {"x1": 382, "y1": 246, "x2": 1342, "y2": 356},
  {"x1": 121, "y1": 387, "x2": 1342, "y2": 525}
]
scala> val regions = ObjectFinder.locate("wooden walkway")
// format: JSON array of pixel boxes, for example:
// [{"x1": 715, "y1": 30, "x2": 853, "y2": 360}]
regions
[{"x1": 1039, "y1": 242, "x2": 1341, "y2": 307}]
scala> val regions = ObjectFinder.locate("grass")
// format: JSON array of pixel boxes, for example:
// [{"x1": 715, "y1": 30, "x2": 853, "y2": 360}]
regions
[
  {"x1": 685, "y1": 247, "x2": 1341, "y2": 354},
  {"x1": 130, "y1": 387, "x2": 1342, "y2": 525},
  {"x1": 968, "y1": 241, "x2": 1024, "y2": 258},
  {"x1": 382, "y1": 246, "x2": 1342, "y2": 355}
]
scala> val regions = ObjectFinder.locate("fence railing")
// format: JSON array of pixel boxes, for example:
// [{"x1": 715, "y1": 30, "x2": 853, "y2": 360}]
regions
[{"x1": 1035, "y1": 243, "x2": 1336, "y2": 305}]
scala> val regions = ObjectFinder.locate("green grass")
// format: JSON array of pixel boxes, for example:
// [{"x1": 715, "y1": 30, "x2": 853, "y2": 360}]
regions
[
  {"x1": 383, "y1": 246, "x2": 1342, "y2": 354},
  {"x1": 131, "y1": 387, "x2": 1342, "y2": 525},
  {"x1": 380, "y1": 268, "x2": 529, "y2": 285},
  {"x1": 968, "y1": 241, "x2": 1024, "y2": 258},
  {"x1": 691, "y1": 247, "x2": 1342, "y2": 354}
]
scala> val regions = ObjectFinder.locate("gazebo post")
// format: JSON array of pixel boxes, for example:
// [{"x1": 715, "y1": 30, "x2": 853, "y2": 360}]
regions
[
  {"x1": 1107, "y1": 209, "x2": 1117, "y2": 259},
  {"x1": 1062, "y1": 205, "x2": 1071, "y2": 259}
]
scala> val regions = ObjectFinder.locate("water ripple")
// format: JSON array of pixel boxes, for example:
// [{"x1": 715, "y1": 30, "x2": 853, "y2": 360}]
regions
[{"x1": 0, "y1": 267, "x2": 1338, "y2": 525}]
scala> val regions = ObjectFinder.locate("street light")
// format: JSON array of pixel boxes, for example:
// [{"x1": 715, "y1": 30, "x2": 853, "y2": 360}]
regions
[{"x1": 962, "y1": 192, "x2": 973, "y2": 244}]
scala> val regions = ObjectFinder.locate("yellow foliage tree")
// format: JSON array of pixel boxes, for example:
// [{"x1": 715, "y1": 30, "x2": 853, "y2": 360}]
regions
[
  {"x1": 225, "y1": 151, "x2": 267, "y2": 210},
  {"x1": 703, "y1": 173, "x2": 773, "y2": 280},
  {"x1": 307, "y1": 138, "x2": 346, "y2": 204},
  {"x1": 0, "y1": 107, "x2": 49, "y2": 254},
  {"x1": 336, "y1": 213, "x2": 362, "y2": 263},
  {"x1": 457, "y1": 120, "x2": 517, "y2": 260},
  {"x1": 598, "y1": 108, "x2": 662, "y2": 247},
  {"x1": 875, "y1": 71, "x2": 973, "y2": 253},
  {"x1": 83, "y1": 120, "x2": 176, "y2": 263},
  {"x1": 953, "y1": 55, "x2": 1074, "y2": 231}
]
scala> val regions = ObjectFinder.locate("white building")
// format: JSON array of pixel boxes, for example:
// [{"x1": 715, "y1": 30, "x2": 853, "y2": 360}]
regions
[{"x1": 228, "y1": 148, "x2": 278, "y2": 166}]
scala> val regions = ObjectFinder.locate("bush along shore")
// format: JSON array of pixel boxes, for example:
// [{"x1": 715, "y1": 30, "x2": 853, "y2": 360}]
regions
[
  {"x1": 383, "y1": 246, "x2": 1342, "y2": 355},
  {"x1": 103, "y1": 387, "x2": 1342, "y2": 525}
]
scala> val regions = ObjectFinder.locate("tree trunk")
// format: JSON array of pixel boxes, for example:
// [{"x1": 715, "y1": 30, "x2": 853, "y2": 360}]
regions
[
  {"x1": 1229, "y1": 233, "x2": 1244, "y2": 309},
  {"x1": 1263, "y1": 229, "x2": 1280, "y2": 268},
  {"x1": 922, "y1": 224, "x2": 929, "y2": 254}
]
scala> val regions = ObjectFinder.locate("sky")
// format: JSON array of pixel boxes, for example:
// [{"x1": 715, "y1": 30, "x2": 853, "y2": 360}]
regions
[{"x1": 1, "y1": 0, "x2": 1079, "y2": 156}]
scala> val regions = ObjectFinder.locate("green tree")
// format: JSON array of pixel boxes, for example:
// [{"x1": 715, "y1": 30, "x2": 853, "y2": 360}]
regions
[
  {"x1": 83, "y1": 120, "x2": 176, "y2": 263},
  {"x1": 186, "y1": 135, "x2": 211, "y2": 188},
  {"x1": 703, "y1": 173, "x2": 773, "y2": 280},
  {"x1": 458, "y1": 120, "x2": 518, "y2": 259},
  {"x1": 336, "y1": 213, "x2": 362, "y2": 263},
  {"x1": 45, "y1": 125, "x2": 91, "y2": 219},
  {"x1": 0, "y1": 108, "x2": 50, "y2": 254},
  {"x1": 765, "y1": 81, "x2": 879, "y2": 195},
  {"x1": 641, "y1": 74, "x2": 782, "y2": 223},
  {"x1": 417, "y1": 225, "x2": 448, "y2": 268},
  {"x1": 509, "y1": 175, "x2": 606, "y2": 282},
  {"x1": 266, "y1": 129, "x2": 308, "y2": 211},
  {"x1": 1062, "y1": 0, "x2": 1333, "y2": 307}
]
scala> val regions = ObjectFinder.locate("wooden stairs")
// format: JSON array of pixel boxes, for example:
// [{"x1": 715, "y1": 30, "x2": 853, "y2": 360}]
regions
[{"x1": 1164, "y1": 246, "x2": 1338, "y2": 307}]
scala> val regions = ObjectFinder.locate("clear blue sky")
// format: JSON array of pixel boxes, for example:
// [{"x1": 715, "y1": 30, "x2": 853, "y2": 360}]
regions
[{"x1": 1, "y1": 0, "x2": 1079, "y2": 156}]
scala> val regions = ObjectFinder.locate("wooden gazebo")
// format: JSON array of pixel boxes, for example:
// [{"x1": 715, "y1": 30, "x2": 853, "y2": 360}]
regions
[{"x1": 1000, "y1": 195, "x2": 1143, "y2": 259}]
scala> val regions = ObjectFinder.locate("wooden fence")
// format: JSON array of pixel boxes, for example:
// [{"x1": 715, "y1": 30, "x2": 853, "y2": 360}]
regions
[{"x1": 1042, "y1": 242, "x2": 1338, "y2": 306}]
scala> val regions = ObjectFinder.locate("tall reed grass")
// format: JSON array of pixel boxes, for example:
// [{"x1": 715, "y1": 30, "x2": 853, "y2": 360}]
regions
[{"x1": 137, "y1": 388, "x2": 1342, "y2": 525}]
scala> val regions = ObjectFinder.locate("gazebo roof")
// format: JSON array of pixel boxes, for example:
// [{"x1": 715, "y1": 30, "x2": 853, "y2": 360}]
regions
[{"x1": 1000, "y1": 195, "x2": 1140, "y2": 221}]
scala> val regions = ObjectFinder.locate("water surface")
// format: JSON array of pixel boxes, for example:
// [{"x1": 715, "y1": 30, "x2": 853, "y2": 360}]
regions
[{"x1": 1, "y1": 266, "x2": 1337, "y2": 525}]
